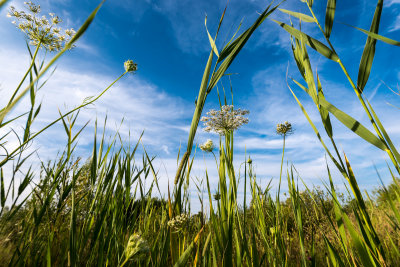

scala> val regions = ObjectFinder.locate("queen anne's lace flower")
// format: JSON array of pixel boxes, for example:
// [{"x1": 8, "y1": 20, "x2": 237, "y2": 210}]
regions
[
  {"x1": 276, "y1": 121, "x2": 293, "y2": 136},
  {"x1": 199, "y1": 139, "x2": 214, "y2": 152},
  {"x1": 7, "y1": 2, "x2": 75, "y2": 51},
  {"x1": 168, "y1": 213, "x2": 189, "y2": 232},
  {"x1": 201, "y1": 105, "x2": 249, "y2": 135}
]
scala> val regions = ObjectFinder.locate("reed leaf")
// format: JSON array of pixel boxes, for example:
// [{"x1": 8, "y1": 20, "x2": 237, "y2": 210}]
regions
[
  {"x1": 318, "y1": 97, "x2": 387, "y2": 151},
  {"x1": 324, "y1": 0, "x2": 336, "y2": 38},
  {"x1": 346, "y1": 24, "x2": 400, "y2": 46},
  {"x1": 357, "y1": 0, "x2": 383, "y2": 93},
  {"x1": 271, "y1": 19, "x2": 339, "y2": 61},
  {"x1": 279, "y1": 8, "x2": 315, "y2": 22}
]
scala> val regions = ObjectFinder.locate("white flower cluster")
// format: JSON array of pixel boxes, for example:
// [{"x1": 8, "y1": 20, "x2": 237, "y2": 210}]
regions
[
  {"x1": 276, "y1": 121, "x2": 293, "y2": 136},
  {"x1": 199, "y1": 139, "x2": 214, "y2": 152},
  {"x1": 7, "y1": 2, "x2": 76, "y2": 51},
  {"x1": 167, "y1": 213, "x2": 189, "y2": 232},
  {"x1": 201, "y1": 105, "x2": 249, "y2": 135},
  {"x1": 125, "y1": 233, "x2": 150, "y2": 262}
]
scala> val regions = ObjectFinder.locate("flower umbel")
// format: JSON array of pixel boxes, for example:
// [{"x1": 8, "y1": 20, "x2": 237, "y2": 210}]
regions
[
  {"x1": 276, "y1": 121, "x2": 293, "y2": 136},
  {"x1": 124, "y1": 60, "x2": 138, "y2": 73},
  {"x1": 201, "y1": 105, "x2": 249, "y2": 135},
  {"x1": 167, "y1": 213, "x2": 189, "y2": 232},
  {"x1": 199, "y1": 139, "x2": 214, "y2": 152},
  {"x1": 7, "y1": 2, "x2": 75, "y2": 51},
  {"x1": 125, "y1": 233, "x2": 150, "y2": 262}
]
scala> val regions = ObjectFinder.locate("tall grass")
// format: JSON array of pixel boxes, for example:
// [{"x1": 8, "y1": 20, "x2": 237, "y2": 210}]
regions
[{"x1": 1, "y1": 0, "x2": 400, "y2": 266}]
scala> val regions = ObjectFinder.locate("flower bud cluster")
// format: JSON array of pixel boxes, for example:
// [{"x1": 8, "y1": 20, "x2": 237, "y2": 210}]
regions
[
  {"x1": 201, "y1": 105, "x2": 249, "y2": 135},
  {"x1": 125, "y1": 233, "x2": 150, "y2": 262},
  {"x1": 276, "y1": 121, "x2": 293, "y2": 136},
  {"x1": 7, "y1": 2, "x2": 76, "y2": 51},
  {"x1": 167, "y1": 213, "x2": 189, "y2": 232},
  {"x1": 124, "y1": 60, "x2": 138, "y2": 73},
  {"x1": 199, "y1": 139, "x2": 214, "y2": 152}
]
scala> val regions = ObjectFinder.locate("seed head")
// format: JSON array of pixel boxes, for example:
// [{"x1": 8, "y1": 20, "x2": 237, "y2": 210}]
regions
[
  {"x1": 7, "y1": 2, "x2": 75, "y2": 52},
  {"x1": 125, "y1": 233, "x2": 150, "y2": 262},
  {"x1": 124, "y1": 60, "x2": 138, "y2": 73},
  {"x1": 213, "y1": 192, "x2": 221, "y2": 201},
  {"x1": 199, "y1": 139, "x2": 214, "y2": 152},
  {"x1": 276, "y1": 121, "x2": 293, "y2": 136},
  {"x1": 201, "y1": 105, "x2": 249, "y2": 135}
]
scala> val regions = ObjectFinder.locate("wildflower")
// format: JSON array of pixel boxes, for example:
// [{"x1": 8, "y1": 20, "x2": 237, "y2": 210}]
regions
[
  {"x1": 168, "y1": 213, "x2": 189, "y2": 232},
  {"x1": 125, "y1": 233, "x2": 150, "y2": 262},
  {"x1": 276, "y1": 121, "x2": 293, "y2": 136},
  {"x1": 124, "y1": 60, "x2": 138, "y2": 73},
  {"x1": 7, "y1": 2, "x2": 75, "y2": 52},
  {"x1": 213, "y1": 192, "x2": 221, "y2": 201},
  {"x1": 199, "y1": 139, "x2": 214, "y2": 152},
  {"x1": 201, "y1": 105, "x2": 249, "y2": 135}
]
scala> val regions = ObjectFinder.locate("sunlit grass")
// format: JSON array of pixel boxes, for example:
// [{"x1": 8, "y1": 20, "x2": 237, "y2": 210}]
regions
[{"x1": 1, "y1": 0, "x2": 400, "y2": 266}]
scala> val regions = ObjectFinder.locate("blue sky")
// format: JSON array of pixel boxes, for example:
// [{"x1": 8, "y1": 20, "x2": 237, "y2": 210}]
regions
[{"x1": 1, "y1": 0, "x2": 400, "y2": 207}]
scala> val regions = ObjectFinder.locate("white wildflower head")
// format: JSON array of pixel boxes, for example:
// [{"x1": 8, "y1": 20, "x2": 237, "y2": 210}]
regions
[
  {"x1": 276, "y1": 121, "x2": 293, "y2": 136},
  {"x1": 167, "y1": 213, "x2": 189, "y2": 233},
  {"x1": 199, "y1": 139, "x2": 214, "y2": 152},
  {"x1": 125, "y1": 233, "x2": 150, "y2": 262},
  {"x1": 201, "y1": 105, "x2": 249, "y2": 135},
  {"x1": 7, "y1": 2, "x2": 75, "y2": 51},
  {"x1": 124, "y1": 60, "x2": 138, "y2": 73}
]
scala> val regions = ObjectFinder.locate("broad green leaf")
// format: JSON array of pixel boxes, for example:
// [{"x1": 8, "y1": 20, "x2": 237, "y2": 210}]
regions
[
  {"x1": 272, "y1": 19, "x2": 339, "y2": 61},
  {"x1": 357, "y1": 0, "x2": 383, "y2": 93},
  {"x1": 279, "y1": 8, "x2": 315, "y2": 23},
  {"x1": 325, "y1": 0, "x2": 336, "y2": 38},
  {"x1": 348, "y1": 25, "x2": 400, "y2": 46},
  {"x1": 291, "y1": 37, "x2": 306, "y2": 79},
  {"x1": 300, "y1": 40, "x2": 318, "y2": 104},
  {"x1": 318, "y1": 97, "x2": 387, "y2": 151}
]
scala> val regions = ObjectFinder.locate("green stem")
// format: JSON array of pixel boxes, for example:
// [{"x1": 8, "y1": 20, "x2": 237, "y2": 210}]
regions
[
  {"x1": 0, "y1": 72, "x2": 126, "y2": 168},
  {"x1": 7, "y1": 43, "x2": 41, "y2": 107},
  {"x1": 278, "y1": 134, "x2": 286, "y2": 202}
]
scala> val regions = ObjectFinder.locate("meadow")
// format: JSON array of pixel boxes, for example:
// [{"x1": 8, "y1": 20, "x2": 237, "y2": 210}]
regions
[{"x1": 1, "y1": 0, "x2": 400, "y2": 266}]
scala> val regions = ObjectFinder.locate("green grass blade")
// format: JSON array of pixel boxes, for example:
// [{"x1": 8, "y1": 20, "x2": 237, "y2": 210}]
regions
[
  {"x1": 357, "y1": 0, "x2": 383, "y2": 93},
  {"x1": 317, "y1": 75, "x2": 333, "y2": 138},
  {"x1": 346, "y1": 24, "x2": 400, "y2": 46},
  {"x1": 0, "y1": 0, "x2": 8, "y2": 10},
  {"x1": 0, "y1": 0, "x2": 105, "y2": 124},
  {"x1": 271, "y1": 19, "x2": 339, "y2": 61},
  {"x1": 205, "y1": 16, "x2": 219, "y2": 57},
  {"x1": 209, "y1": 2, "x2": 280, "y2": 90},
  {"x1": 318, "y1": 97, "x2": 387, "y2": 150},
  {"x1": 0, "y1": 169, "x2": 5, "y2": 207},
  {"x1": 279, "y1": 8, "x2": 315, "y2": 22},
  {"x1": 324, "y1": 0, "x2": 336, "y2": 38}
]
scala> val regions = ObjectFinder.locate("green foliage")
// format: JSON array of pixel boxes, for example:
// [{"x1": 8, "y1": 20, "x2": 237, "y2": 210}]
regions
[{"x1": 1, "y1": 0, "x2": 400, "y2": 266}]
